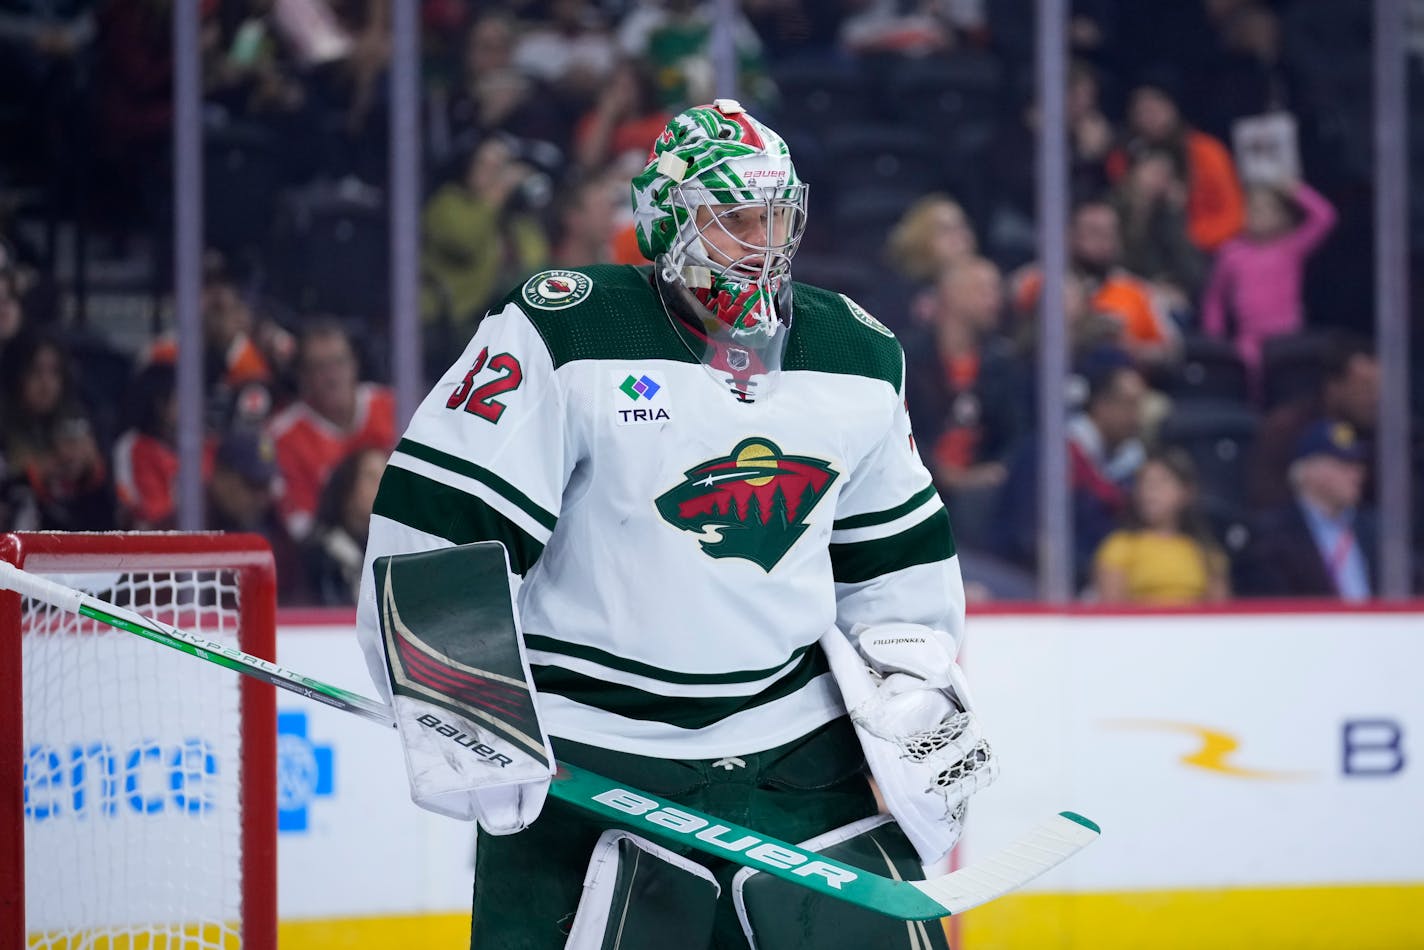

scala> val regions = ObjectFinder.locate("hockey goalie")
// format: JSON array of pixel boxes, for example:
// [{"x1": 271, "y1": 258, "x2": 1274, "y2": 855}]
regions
[{"x1": 356, "y1": 99, "x2": 998, "y2": 949}]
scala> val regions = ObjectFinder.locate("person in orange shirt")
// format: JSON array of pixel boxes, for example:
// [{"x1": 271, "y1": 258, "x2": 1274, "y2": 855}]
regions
[
  {"x1": 1106, "y1": 74, "x2": 1246, "y2": 253},
  {"x1": 266, "y1": 322, "x2": 396, "y2": 541},
  {"x1": 1012, "y1": 199, "x2": 1179, "y2": 366},
  {"x1": 112, "y1": 363, "x2": 180, "y2": 529},
  {"x1": 146, "y1": 253, "x2": 273, "y2": 391}
]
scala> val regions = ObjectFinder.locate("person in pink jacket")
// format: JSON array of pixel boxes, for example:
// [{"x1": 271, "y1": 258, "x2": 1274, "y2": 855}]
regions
[{"x1": 1200, "y1": 179, "x2": 1337, "y2": 391}]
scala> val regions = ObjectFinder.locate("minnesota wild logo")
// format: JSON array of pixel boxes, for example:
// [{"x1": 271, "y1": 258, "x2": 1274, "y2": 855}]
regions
[{"x1": 655, "y1": 438, "x2": 838, "y2": 571}]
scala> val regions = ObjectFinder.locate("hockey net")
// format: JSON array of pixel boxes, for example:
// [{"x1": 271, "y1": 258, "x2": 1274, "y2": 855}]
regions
[{"x1": 0, "y1": 532, "x2": 277, "y2": 950}]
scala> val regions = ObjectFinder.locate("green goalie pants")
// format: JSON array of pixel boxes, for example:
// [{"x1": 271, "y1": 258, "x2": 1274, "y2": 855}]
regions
[{"x1": 470, "y1": 715, "x2": 878, "y2": 950}]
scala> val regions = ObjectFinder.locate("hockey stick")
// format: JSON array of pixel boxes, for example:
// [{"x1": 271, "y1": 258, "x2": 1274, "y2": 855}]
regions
[{"x1": 0, "y1": 560, "x2": 1098, "y2": 922}]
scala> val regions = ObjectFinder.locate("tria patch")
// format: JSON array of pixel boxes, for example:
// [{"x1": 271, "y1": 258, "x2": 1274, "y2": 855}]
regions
[
  {"x1": 655, "y1": 437, "x2": 838, "y2": 571},
  {"x1": 840, "y1": 294, "x2": 893, "y2": 338},
  {"x1": 613, "y1": 371, "x2": 671, "y2": 426},
  {"x1": 522, "y1": 269, "x2": 593, "y2": 310}
]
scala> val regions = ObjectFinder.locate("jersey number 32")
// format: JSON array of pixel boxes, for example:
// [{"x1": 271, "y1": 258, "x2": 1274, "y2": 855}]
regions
[{"x1": 447, "y1": 347, "x2": 523, "y2": 423}]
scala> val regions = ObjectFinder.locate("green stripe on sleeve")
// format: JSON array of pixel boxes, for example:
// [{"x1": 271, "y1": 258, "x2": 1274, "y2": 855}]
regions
[
  {"x1": 396, "y1": 438, "x2": 558, "y2": 531},
  {"x1": 524, "y1": 634, "x2": 813, "y2": 686},
  {"x1": 832, "y1": 484, "x2": 939, "y2": 531},
  {"x1": 373, "y1": 465, "x2": 546, "y2": 574},
  {"x1": 532, "y1": 647, "x2": 830, "y2": 730},
  {"x1": 829, "y1": 506, "x2": 956, "y2": 585}
]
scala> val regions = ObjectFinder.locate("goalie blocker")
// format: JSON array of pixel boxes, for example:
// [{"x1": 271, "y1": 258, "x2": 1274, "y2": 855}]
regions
[{"x1": 373, "y1": 543, "x2": 555, "y2": 831}]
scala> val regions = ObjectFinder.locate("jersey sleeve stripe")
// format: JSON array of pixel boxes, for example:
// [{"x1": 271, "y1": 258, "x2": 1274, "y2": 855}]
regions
[
  {"x1": 831, "y1": 483, "x2": 938, "y2": 531},
  {"x1": 829, "y1": 505, "x2": 956, "y2": 585},
  {"x1": 387, "y1": 450, "x2": 553, "y2": 545},
  {"x1": 830, "y1": 492, "x2": 945, "y2": 545},
  {"x1": 372, "y1": 466, "x2": 546, "y2": 575},
  {"x1": 523, "y1": 633, "x2": 814, "y2": 686},
  {"x1": 530, "y1": 646, "x2": 830, "y2": 731},
  {"x1": 395, "y1": 437, "x2": 558, "y2": 531},
  {"x1": 524, "y1": 647, "x2": 806, "y2": 698}
]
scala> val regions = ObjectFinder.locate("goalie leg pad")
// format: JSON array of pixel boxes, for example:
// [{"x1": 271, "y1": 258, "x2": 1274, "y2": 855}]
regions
[
  {"x1": 732, "y1": 815, "x2": 953, "y2": 950},
  {"x1": 564, "y1": 830, "x2": 721, "y2": 950}
]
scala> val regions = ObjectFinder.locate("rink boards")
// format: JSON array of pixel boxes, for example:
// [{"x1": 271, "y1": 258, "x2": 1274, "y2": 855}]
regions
[{"x1": 265, "y1": 605, "x2": 1424, "y2": 949}]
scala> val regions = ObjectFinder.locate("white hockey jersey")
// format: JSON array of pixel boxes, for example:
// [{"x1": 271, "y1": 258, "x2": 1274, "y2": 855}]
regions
[{"x1": 356, "y1": 264, "x2": 966, "y2": 760}]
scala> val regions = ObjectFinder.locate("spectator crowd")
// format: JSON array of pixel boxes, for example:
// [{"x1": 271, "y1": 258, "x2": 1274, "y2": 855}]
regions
[{"x1": 0, "y1": 0, "x2": 1419, "y2": 604}]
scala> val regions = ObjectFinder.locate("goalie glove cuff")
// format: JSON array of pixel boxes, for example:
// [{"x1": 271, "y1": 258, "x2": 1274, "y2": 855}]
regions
[{"x1": 822, "y1": 624, "x2": 999, "y2": 865}]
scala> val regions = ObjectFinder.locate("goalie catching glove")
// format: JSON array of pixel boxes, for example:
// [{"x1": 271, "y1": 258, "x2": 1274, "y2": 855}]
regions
[{"x1": 821, "y1": 623, "x2": 999, "y2": 865}]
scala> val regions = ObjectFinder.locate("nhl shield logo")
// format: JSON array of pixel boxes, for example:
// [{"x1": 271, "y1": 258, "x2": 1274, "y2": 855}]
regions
[
  {"x1": 522, "y1": 269, "x2": 593, "y2": 310},
  {"x1": 655, "y1": 438, "x2": 838, "y2": 571}
]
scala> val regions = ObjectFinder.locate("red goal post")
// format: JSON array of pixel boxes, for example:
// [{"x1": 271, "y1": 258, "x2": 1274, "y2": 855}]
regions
[{"x1": 0, "y1": 532, "x2": 277, "y2": 950}]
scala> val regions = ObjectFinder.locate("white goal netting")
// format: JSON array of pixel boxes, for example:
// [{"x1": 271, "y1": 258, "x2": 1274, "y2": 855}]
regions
[{"x1": 21, "y1": 567, "x2": 249, "y2": 950}]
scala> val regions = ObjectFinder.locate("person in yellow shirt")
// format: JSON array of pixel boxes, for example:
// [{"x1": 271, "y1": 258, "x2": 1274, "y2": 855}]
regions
[{"x1": 1093, "y1": 448, "x2": 1230, "y2": 604}]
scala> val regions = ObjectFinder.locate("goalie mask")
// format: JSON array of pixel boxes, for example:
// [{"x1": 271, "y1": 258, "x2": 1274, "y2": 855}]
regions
[{"x1": 633, "y1": 99, "x2": 808, "y2": 401}]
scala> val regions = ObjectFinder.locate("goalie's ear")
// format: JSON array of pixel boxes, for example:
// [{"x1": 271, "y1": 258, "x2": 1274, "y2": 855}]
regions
[{"x1": 374, "y1": 542, "x2": 554, "y2": 826}]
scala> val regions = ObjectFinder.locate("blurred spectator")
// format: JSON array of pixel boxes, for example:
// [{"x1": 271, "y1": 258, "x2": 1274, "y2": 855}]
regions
[
  {"x1": 884, "y1": 194, "x2": 980, "y2": 327},
  {"x1": 1066, "y1": 58, "x2": 1114, "y2": 200},
  {"x1": 1013, "y1": 199, "x2": 1179, "y2": 366},
  {"x1": 1248, "y1": 336, "x2": 1377, "y2": 509},
  {"x1": 982, "y1": 62, "x2": 1113, "y2": 265},
  {"x1": 303, "y1": 445, "x2": 385, "y2": 605},
  {"x1": 0, "y1": 265, "x2": 25, "y2": 358},
  {"x1": 112, "y1": 363, "x2": 179, "y2": 530},
  {"x1": 1199, "y1": 179, "x2": 1337, "y2": 384},
  {"x1": 839, "y1": 1, "x2": 951, "y2": 56},
  {"x1": 994, "y1": 349, "x2": 1147, "y2": 584},
  {"x1": 421, "y1": 135, "x2": 552, "y2": 338},
  {"x1": 1238, "y1": 419, "x2": 1375, "y2": 599},
  {"x1": 1092, "y1": 447, "x2": 1230, "y2": 604},
  {"x1": 904, "y1": 258, "x2": 1024, "y2": 496},
  {"x1": 443, "y1": 11, "x2": 566, "y2": 146},
  {"x1": 512, "y1": 0, "x2": 618, "y2": 96},
  {"x1": 572, "y1": 58, "x2": 670, "y2": 172},
  {"x1": 1193, "y1": 2, "x2": 1292, "y2": 142},
  {"x1": 202, "y1": 0, "x2": 307, "y2": 124},
  {"x1": 26, "y1": 408, "x2": 115, "y2": 531},
  {"x1": 147, "y1": 252, "x2": 278, "y2": 430},
  {"x1": 0, "y1": 331, "x2": 114, "y2": 531},
  {"x1": 207, "y1": 426, "x2": 305, "y2": 600},
  {"x1": 1107, "y1": 71, "x2": 1246, "y2": 253},
  {"x1": 267, "y1": 321, "x2": 395, "y2": 541},
  {"x1": 550, "y1": 171, "x2": 622, "y2": 268},
  {"x1": 1111, "y1": 144, "x2": 1206, "y2": 311},
  {"x1": 619, "y1": 0, "x2": 773, "y2": 108},
  {"x1": 2, "y1": 331, "x2": 77, "y2": 472}
]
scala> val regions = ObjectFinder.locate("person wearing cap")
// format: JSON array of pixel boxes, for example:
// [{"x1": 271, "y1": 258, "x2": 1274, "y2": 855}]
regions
[{"x1": 1238, "y1": 419, "x2": 1375, "y2": 600}]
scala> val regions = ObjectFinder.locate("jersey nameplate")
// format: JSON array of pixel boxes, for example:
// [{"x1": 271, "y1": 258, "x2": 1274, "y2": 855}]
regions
[
  {"x1": 522, "y1": 269, "x2": 594, "y2": 310},
  {"x1": 613, "y1": 371, "x2": 672, "y2": 426}
]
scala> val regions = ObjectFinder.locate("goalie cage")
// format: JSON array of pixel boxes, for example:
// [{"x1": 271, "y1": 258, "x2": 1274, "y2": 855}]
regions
[{"x1": 0, "y1": 532, "x2": 278, "y2": 950}]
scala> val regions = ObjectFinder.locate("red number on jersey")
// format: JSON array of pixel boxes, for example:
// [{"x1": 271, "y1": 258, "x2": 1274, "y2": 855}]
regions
[{"x1": 446, "y1": 348, "x2": 523, "y2": 423}]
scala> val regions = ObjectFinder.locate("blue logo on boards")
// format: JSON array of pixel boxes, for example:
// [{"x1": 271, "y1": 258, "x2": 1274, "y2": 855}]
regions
[
  {"x1": 24, "y1": 738, "x2": 219, "y2": 820},
  {"x1": 277, "y1": 710, "x2": 334, "y2": 833}
]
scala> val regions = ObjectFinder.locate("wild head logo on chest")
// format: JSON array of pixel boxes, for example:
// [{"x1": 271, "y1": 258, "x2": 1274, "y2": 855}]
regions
[{"x1": 655, "y1": 438, "x2": 838, "y2": 571}]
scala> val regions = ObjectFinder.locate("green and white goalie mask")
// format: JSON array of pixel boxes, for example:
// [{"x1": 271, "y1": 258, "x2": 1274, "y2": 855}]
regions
[{"x1": 633, "y1": 99, "x2": 808, "y2": 401}]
